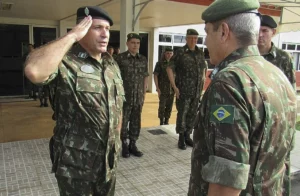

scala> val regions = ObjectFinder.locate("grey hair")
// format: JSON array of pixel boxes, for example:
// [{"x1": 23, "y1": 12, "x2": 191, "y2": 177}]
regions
[{"x1": 213, "y1": 10, "x2": 261, "y2": 47}]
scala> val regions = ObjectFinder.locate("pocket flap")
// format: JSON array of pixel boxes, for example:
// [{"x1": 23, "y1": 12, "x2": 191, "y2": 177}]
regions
[
  {"x1": 64, "y1": 134, "x2": 99, "y2": 152},
  {"x1": 77, "y1": 72, "x2": 101, "y2": 81}
]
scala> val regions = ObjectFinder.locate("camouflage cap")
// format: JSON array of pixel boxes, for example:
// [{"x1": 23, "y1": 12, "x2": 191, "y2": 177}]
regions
[
  {"x1": 165, "y1": 47, "x2": 173, "y2": 52},
  {"x1": 186, "y1": 29, "x2": 199, "y2": 36},
  {"x1": 202, "y1": 0, "x2": 260, "y2": 23},
  {"x1": 127, "y1": 33, "x2": 141, "y2": 41},
  {"x1": 77, "y1": 6, "x2": 113, "y2": 26},
  {"x1": 261, "y1": 15, "x2": 277, "y2": 28}
]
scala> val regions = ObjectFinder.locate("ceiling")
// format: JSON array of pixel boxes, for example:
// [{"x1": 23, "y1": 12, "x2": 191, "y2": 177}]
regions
[{"x1": 0, "y1": 0, "x2": 299, "y2": 32}]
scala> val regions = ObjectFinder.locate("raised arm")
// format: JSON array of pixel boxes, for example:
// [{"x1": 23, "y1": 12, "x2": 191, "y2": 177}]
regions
[{"x1": 25, "y1": 16, "x2": 93, "y2": 84}]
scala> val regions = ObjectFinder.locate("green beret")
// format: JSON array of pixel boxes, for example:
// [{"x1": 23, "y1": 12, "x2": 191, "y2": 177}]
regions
[
  {"x1": 261, "y1": 15, "x2": 277, "y2": 28},
  {"x1": 186, "y1": 29, "x2": 199, "y2": 36},
  {"x1": 77, "y1": 6, "x2": 113, "y2": 26},
  {"x1": 165, "y1": 47, "x2": 173, "y2": 52},
  {"x1": 202, "y1": 0, "x2": 260, "y2": 23},
  {"x1": 127, "y1": 33, "x2": 141, "y2": 41}
]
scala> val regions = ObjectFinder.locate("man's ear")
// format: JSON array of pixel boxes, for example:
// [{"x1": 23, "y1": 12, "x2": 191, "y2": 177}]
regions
[
  {"x1": 220, "y1": 22, "x2": 230, "y2": 42},
  {"x1": 272, "y1": 28, "x2": 277, "y2": 36}
]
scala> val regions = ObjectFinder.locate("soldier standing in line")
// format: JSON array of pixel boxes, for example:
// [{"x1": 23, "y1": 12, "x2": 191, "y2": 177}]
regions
[
  {"x1": 115, "y1": 33, "x2": 149, "y2": 158},
  {"x1": 153, "y1": 47, "x2": 174, "y2": 125},
  {"x1": 258, "y1": 14, "x2": 296, "y2": 88},
  {"x1": 166, "y1": 29, "x2": 207, "y2": 150},
  {"x1": 188, "y1": 0, "x2": 297, "y2": 195},
  {"x1": 25, "y1": 6, "x2": 124, "y2": 195}
]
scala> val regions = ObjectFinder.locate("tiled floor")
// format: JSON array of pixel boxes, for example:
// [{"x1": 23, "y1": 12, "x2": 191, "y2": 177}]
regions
[
  {"x1": 0, "y1": 125, "x2": 192, "y2": 196},
  {"x1": 0, "y1": 125, "x2": 300, "y2": 196}
]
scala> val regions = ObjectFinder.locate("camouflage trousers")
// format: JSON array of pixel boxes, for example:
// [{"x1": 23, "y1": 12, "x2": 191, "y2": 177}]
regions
[
  {"x1": 158, "y1": 93, "x2": 175, "y2": 119},
  {"x1": 55, "y1": 174, "x2": 116, "y2": 196},
  {"x1": 121, "y1": 102, "x2": 143, "y2": 141},
  {"x1": 175, "y1": 97, "x2": 199, "y2": 134}
]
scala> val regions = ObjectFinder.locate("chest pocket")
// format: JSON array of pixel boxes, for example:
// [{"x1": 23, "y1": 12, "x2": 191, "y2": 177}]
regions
[{"x1": 76, "y1": 72, "x2": 103, "y2": 93}]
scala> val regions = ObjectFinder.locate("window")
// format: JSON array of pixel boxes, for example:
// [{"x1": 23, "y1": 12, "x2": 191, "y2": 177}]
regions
[
  {"x1": 282, "y1": 44, "x2": 286, "y2": 49},
  {"x1": 159, "y1": 34, "x2": 172, "y2": 43},
  {"x1": 287, "y1": 44, "x2": 296, "y2": 50},
  {"x1": 174, "y1": 35, "x2": 186, "y2": 43},
  {"x1": 197, "y1": 37, "x2": 203, "y2": 44},
  {"x1": 297, "y1": 45, "x2": 300, "y2": 51}
]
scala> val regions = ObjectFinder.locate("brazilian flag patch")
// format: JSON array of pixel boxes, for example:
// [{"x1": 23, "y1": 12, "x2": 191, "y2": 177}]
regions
[{"x1": 210, "y1": 105, "x2": 235, "y2": 124}]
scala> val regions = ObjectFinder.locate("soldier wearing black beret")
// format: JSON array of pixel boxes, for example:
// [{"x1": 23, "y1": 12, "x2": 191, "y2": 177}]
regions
[
  {"x1": 189, "y1": 0, "x2": 296, "y2": 196},
  {"x1": 258, "y1": 15, "x2": 296, "y2": 87},
  {"x1": 24, "y1": 5, "x2": 123, "y2": 196},
  {"x1": 115, "y1": 32, "x2": 149, "y2": 158}
]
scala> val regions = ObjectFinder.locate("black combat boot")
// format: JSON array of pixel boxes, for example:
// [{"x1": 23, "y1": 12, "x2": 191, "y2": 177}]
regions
[
  {"x1": 122, "y1": 139, "x2": 130, "y2": 158},
  {"x1": 129, "y1": 140, "x2": 143, "y2": 157},
  {"x1": 184, "y1": 132, "x2": 193, "y2": 147},
  {"x1": 160, "y1": 118, "x2": 164, "y2": 125},
  {"x1": 164, "y1": 118, "x2": 169, "y2": 125},
  {"x1": 178, "y1": 133, "x2": 186, "y2": 150}
]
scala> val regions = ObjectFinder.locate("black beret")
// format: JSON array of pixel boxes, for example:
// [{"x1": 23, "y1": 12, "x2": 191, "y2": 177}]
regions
[
  {"x1": 186, "y1": 29, "x2": 199, "y2": 36},
  {"x1": 261, "y1": 15, "x2": 277, "y2": 28},
  {"x1": 202, "y1": 0, "x2": 260, "y2": 23},
  {"x1": 165, "y1": 47, "x2": 173, "y2": 52},
  {"x1": 77, "y1": 6, "x2": 113, "y2": 26},
  {"x1": 127, "y1": 33, "x2": 141, "y2": 41}
]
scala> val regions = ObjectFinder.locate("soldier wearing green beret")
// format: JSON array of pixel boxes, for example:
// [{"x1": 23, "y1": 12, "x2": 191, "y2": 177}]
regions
[
  {"x1": 24, "y1": 6, "x2": 124, "y2": 195},
  {"x1": 258, "y1": 15, "x2": 296, "y2": 89},
  {"x1": 166, "y1": 29, "x2": 207, "y2": 150},
  {"x1": 188, "y1": 0, "x2": 297, "y2": 195},
  {"x1": 153, "y1": 47, "x2": 175, "y2": 125},
  {"x1": 115, "y1": 32, "x2": 149, "y2": 158}
]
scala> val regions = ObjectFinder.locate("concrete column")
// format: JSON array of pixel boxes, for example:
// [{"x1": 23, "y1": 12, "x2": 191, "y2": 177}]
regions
[
  {"x1": 151, "y1": 27, "x2": 159, "y2": 93},
  {"x1": 120, "y1": 0, "x2": 140, "y2": 53}
]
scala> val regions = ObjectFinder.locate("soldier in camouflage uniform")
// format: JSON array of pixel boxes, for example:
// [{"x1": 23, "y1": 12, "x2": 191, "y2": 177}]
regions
[
  {"x1": 115, "y1": 33, "x2": 149, "y2": 158},
  {"x1": 188, "y1": 0, "x2": 297, "y2": 195},
  {"x1": 258, "y1": 14, "x2": 296, "y2": 89},
  {"x1": 153, "y1": 47, "x2": 174, "y2": 125},
  {"x1": 166, "y1": 29, "x2": 207, "y2": 150},
  {"x1": 25, "y1": 6, "x2": 124, "y2": 196}
]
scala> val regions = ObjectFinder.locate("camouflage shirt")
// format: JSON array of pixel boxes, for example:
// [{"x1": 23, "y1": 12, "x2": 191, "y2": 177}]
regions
[
  {"x1": 153, "y1": 60, "x2": 174, "y2": 95},
  {"x1": 262, "y1": 42, "x2": 296, "y2": 88},
  {"x1": 169, "y1": 45, "x2": 207, "y2": 98},
  {"x1": 41, "y1": 44, "x2": 125, "y2": 182},
  {"x1": 189, "y1": 45, "x2": 297, "y2": 196},
  {"x1": 115, "y1": 51, "x2": 149, "y2": 105}
]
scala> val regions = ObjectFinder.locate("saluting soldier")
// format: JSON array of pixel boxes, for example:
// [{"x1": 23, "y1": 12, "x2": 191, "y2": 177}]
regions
[{"x1": 25, "y1": 6, "x2": 124, "y2": 195}]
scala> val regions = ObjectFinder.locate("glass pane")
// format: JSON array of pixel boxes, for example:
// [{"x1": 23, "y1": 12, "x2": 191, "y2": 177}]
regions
[
  {"x1": 197, "y1": 37, "x2": 203, "y2": 44},
  {"x1": 0, "y1": 24, "x2": 29, "y2": 96},
  {"x1": 159, "y1": 34, "x2": 172, "y2": 43},
  {"x1": 287, "y1": 44, "x2": 296, "y2": 50},
  {"x1": 174, "y1": 35, "x2": 186, "y2": 43},
  {"x1": 297, "y1": 45, "x2": 300, "y2": 51},
  {"x1": 33, "y1": 27, "x2": 57, "y2": 48},
  {"x1": 282, "y1": 44, "x2": 286, "y2": 49}
]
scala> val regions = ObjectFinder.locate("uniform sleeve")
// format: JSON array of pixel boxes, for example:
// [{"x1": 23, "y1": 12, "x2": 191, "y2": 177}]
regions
[
  {"x1": 169, "y1": 49, "x2": 182, "y2": 71},
  {"x1": 284, "y1": 54, "x2": 296, "y2": 90},
  {"x1": 201, "y1": 81, "x2": 250, "y2": 190},
  {"x1": 143, "y1": 57, "x2": 149, "y2": 77},
  {"x1": 153, "y1": 62, "x2": 161, "y2": 75},
  {"x1": 36, "y1": 68, "x2": 59, "y2": 86}
]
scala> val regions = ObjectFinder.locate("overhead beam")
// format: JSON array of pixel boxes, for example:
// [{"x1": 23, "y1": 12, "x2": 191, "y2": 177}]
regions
[{"x1": 169, "y1": 0, "x2": 281, "y2": 17}]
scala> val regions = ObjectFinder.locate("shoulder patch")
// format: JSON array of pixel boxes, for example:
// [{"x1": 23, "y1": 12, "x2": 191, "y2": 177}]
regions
[{"x1": 210, "y1": 105, "x2": 235, "y2": 124}]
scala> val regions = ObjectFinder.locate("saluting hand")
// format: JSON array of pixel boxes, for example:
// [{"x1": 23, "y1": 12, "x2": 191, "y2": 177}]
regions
[{"x1": 68, "y1": 16, "x2": 93, "y2": 42}]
